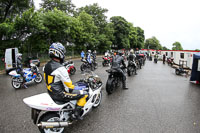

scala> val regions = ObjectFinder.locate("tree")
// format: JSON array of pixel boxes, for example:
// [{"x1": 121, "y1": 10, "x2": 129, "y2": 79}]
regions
[
  {"x1": 135, "y1": 27, "x2": 145, "y2": 49},
  {"x1": 110, "y1": 16, "x2": 130, "y2": 49},
  {"x1": 77, "y1": 3, "x2": 108, "y2": 33},
  {"x1": 76, "y1": 11, "x2": 98, "y2": 50},
  {"x1": 172, "y1": 41, "x2": 183, "y2": 50},
  {"x1": 144, "y1": 36, "x2": 162, "y2": 50},
  {"x1": 0, "y1": 0, "x2": 34, "y2": 23},
  {"x1": 195, "y1": 49, "x2": 200, "y2": 51},
  {"x1": 40, "y1": 0, "x2": 75, "y2": 15},
  {"x1": 162, "y1": 46, "x2": 169, "y2": 50},
  {"x1": 128, "y1": 23, "x2": 137, "y2": 49}
]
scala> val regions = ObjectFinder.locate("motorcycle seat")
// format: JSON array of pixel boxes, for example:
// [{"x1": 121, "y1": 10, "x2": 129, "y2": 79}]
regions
[{"x1": 54, "y1": 100, "x2": 68, "y2": 105}]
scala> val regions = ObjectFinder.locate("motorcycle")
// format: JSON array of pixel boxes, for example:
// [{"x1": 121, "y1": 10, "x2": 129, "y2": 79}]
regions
[
  {"x1": 135, "y1": 59, "x2": 141, "y2": 69},
  {"x1": 127, "y1": 60, "x2": 137, "y2": 76},
  {"x1": 106, "y1": 66, "x2": 126, "y2": 94},
  {"x1": 80, "y1": 59, "x2": 94, "y2": 71},
  {"x1": 23, "y1": 72, "x2": 103, "y2": 133},
  {"x1": 63, "y1": 61, "x2": 76, "y2": 75},
  {"x1": 102, "y1": 56, "x2": 112, "y2": 66},
  {"x1": 167, "y1": 57, "x2": 174, "y2": 66},
  {"x1": 9, "y1": 63, "x2": 43, "y2": 89}
]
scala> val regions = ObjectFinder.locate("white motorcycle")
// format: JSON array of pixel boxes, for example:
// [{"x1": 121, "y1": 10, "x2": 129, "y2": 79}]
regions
[{"x1": 23, "y1": 72, "x2": 103, "y2": 133}]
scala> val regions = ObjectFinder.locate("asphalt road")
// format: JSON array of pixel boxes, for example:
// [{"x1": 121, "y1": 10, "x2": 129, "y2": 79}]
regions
[{"x1": 0, "y1": 58, "x2": 200, "y2": 133}]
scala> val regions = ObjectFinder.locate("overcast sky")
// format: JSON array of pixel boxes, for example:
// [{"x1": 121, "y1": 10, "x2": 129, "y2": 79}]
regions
[{"x1": 34, "y1": 0, "x2": 200, "y2": 50}]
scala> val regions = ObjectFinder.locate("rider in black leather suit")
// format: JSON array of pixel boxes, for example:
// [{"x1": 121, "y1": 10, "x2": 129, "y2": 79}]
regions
[{"x1": 111, "y1": 51, "x2": 128, "y2": 89}]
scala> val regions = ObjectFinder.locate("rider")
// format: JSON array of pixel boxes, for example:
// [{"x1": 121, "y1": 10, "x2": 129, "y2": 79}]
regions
[
  {"x1": 43, "y1": 42, "x2": 88, "y2": 120},
  {"x1": 111, "y1": 50, "x2": 128, "y2": 89},
  {"x1": 86, "y1": 50, "x2": 93, "y2": 69},
  {"x1": 128, "y1": 49, "x2": 137, "y2": 75},
  {"x1": 16, "y1": 53, "x2": 27, "y2": 88}
]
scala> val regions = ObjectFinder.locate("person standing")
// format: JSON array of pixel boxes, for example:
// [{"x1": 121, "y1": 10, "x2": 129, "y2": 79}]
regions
[
  {"x1": 81, "y1": 51, "x2": 85, "y2": 60},
  {"x1": 163, "y1": 54, "x2": 166, "y2": 64}
]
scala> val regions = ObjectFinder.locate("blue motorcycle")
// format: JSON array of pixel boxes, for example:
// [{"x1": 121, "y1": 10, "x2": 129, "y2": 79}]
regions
[{"x1": 9, "y1": 64, "x2": 43, "y2": 89}]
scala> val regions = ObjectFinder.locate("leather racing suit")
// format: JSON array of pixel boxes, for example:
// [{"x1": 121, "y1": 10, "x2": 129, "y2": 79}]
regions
[
  {"x1": 128, "y1": 54, "x2": 137, "y2": 74},
  {"x1": 111, "y1": 55, "x2": 127, "y2": 89},
  {"x1": 43, "y1": 60, "x2": 88, "y2": 110}
]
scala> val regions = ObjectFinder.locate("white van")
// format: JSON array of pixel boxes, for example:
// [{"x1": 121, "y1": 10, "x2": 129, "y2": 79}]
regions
[{"x1": 5, "y1": 48, "x2": 18, "y2": 73}]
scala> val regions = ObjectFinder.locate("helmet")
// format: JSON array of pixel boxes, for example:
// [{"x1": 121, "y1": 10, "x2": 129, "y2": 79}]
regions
[
  {"x1": 130, "y1": 49, "x2": 134, "y2": 54},
  {"x1": 88, "y1": 50, "x2": 91, "y2": 53},
  {"x1": 118, "y1": 50, "x2": 123, "y2": 56},
  {"x1": 16, "y1": 53, "x2": 22, "y2": 59},
  {"x1": 49, "y1": 42, "x2": 66, "y2": 61}
]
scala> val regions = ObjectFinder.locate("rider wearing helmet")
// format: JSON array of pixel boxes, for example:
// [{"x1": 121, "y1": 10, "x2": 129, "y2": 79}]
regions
[
  {"x1": 111, "y1": 50, "x2": 128, "y2": 89},
  {"x1": 16, "y1": 53, "x2": 27, "y2": 88},
  {"x1": 43, "y1": 42, "x2": 87, "y2": 120},
  {"x1": 128, "y1": 49, "x2": 137, "y2": 75}
]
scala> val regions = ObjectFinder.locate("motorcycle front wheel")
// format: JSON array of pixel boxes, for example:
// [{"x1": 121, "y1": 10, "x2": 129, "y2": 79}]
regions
[
  {"x1": 34, "y1": 73, "x2": 43, "y2": 83},
  {"x1": 11, "y1": 77, "x2": 22, "y2": 89},
  {"x1": 38, "y1": 113, "x2": 65, "y2": 133},
  {"x1": 93, "y1": 91, "x2": 102, "y2": 108}
]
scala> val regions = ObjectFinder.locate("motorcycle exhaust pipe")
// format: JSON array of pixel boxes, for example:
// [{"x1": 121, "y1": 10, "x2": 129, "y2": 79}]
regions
[{"x1": 37, "y1": 121, "x2": 72, "y2": 128}]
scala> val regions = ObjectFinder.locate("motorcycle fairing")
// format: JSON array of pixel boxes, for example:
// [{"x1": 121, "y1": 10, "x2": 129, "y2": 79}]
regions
[{"x1": 23, "y1": 93, "x2": 73, "y2": 111}]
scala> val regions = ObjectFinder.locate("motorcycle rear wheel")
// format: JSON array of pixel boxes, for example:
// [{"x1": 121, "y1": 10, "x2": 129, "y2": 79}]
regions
[
  {"x1": 175, "y1": 69, "x2": 180, "y2": 75},
  {"x1": 38, "y1": 113, "x2": 65, "y2": 133},
  {"x1": 70, "y1": 67, "x2": 76, "y2": 75},
  {"x1": 80, "y1": 64, "x2": 86, "y2": 71},
  {"x1": 11, "y1": 77, "x2": 22, "y2": 89},
  {"x1": 106, "y1": 78, "x2": 116, "y2": 94}
]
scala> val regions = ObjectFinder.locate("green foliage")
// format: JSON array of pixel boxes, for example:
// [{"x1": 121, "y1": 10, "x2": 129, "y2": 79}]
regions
[
  {"x1": 144, "y1": 36, "x2": 162, "y2": 50},
  {"x1": 110, "y1": 16, "x2": 131, "y2": 49},
  {"x1": 162, "y1": 46, "x2": 169, "y2": 50},
  {"x1": 172, "y1": 41, "x2": 183, "y2": 50},
  {"x1": 0, "y1": 1, "x2": 147, "y2": 56},
  {"x1": 40, "y1": 0, "x2": 75, "y2": 15},
  {"x1": 0, "y1": 0, "x2": 33, "y2": 23}
]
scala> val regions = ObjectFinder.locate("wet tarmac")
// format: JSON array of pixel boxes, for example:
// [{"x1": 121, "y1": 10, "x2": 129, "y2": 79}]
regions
[{"x1": 0, "y1": 58, "x2": 200, "y2": 133}]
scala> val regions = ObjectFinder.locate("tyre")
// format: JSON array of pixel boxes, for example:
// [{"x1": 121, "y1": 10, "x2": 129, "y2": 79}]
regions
[
  {"x1": 70, "y1": 67, "x2": 76, "y2": 75},
  {"x1": 80, "y1": 64, "x2": 86, "y2": 71},
  {"x1": 94, "y1": 62, "x2": 98, "y2": 69},
  {"x1": 11, "y1": 77, "x2": 22, "y2": 89},
  {"x1": 102, "y1": 62, "x2": 106, "y2": 67},
  {"x1": 93, "y1": 91, "x2": 102, "y2": 108},
  {"x1": 175, "y1": 69, "x2": 180, "y2": 75},
  {"x1": 38, "y1": 113, "x2": 65, "y2": 133},
  {"x1": 127, "y1": 67, "x2": 131, "y2": 76},
  {"x1": 106, "y1": 78, "x2": 116, "y2": 94},
  {"x1": 34, "y1": 73, "x2": 43, "y2": 83}
]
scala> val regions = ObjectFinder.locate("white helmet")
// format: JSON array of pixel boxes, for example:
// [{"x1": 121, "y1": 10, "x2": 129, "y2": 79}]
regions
[
  {"x1": 16, "y1": 53, "x2": 22, "y2": 59},
  {"x1": 88, "y1": 50, "x2": 91, "y2": 53},
  {"x1": 49, "y1": 42, "x2": 66, "y2": 61},
  {"x1": 130, "y1": 49, "x2": 134, "y2": 54}
]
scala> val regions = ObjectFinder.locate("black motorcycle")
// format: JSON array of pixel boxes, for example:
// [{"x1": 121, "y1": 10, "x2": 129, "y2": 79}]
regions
[
  {"x1": 106, "y1": 67, "x2": 126, "y2": 94},
  {"x1": 127, "y1": 61, "x2": 137, "y2": 76},
  {"x1": 80, "y1": 59, "x2": 94, "y2": 71}
]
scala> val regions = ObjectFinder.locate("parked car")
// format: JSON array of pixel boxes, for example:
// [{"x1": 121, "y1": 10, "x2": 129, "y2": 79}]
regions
[{"x1": 24, "y1": 56, "x2": 40, "y2": 67}]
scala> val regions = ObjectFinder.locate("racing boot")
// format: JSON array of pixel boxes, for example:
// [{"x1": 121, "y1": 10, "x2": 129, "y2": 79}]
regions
[{"x1": 74, "y1": 105, "x2": 83, "y2": 120}]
